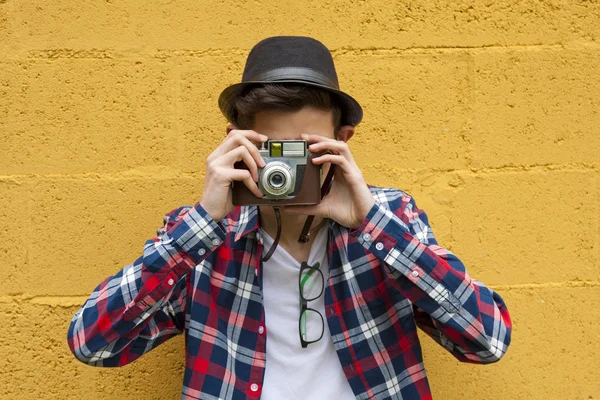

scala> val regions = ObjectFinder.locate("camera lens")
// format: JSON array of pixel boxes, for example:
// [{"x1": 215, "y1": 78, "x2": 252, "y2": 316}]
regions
[
  {"x1": 269, "y1": 172, "x2": 285, "y2": 188},
  {"x1": 259, "y1": 162, "x2": 293, "y2": 197}
]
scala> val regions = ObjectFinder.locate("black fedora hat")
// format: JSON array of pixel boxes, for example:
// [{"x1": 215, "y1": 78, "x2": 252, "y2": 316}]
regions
[{"x1": 218, "y1": 36, "x2": 363, "y2": 128}]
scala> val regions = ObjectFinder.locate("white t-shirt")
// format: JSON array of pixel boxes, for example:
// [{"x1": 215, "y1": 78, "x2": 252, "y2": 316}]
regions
[{"x1": 259, "y1": 225, "x2": 356, "y2": 400}]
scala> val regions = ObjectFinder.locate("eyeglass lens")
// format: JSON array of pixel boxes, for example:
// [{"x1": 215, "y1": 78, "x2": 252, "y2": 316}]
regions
[
  {"x1": 300, "y1": 264, "x2": 324, "y2": 301},
  {"x1": 299, "y1": 261, "x2": 325, "y2": 347}
]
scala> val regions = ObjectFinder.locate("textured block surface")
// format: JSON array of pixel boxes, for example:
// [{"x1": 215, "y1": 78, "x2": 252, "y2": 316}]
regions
[{"x1": 1, "y1": 0, "x2": 599, "y2": 398}]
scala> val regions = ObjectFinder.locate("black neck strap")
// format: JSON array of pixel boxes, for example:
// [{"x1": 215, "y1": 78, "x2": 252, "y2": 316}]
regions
[
  {"x1": 261, "y1": 207, "x2": 281, "y2": 262},
  {"x1": 260, "y1": 164, "x2": 336, "y2": 262},
  {"x1": 298, "y1": 164, "x2": 336, "y2": 243}
]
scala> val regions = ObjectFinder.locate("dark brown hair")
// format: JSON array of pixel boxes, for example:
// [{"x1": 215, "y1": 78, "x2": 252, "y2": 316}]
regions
[{"x1": 233, "y1": 83, "x2": 343, "y2": 136}]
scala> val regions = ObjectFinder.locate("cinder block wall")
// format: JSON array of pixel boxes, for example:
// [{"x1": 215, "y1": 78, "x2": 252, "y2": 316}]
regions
[{"x1": 1, "y1": 1, "x2": 599, "y2": 399}]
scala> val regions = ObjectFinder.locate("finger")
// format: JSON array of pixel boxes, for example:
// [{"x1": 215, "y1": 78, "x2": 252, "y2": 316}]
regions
[
  {"x1": 226, "y1": 129, "x2": 269, "y2": 147},
  {"x1": 311, "y1": 154, "x2": 352, "y2": 173},
  {"x1": 300, "y1": 133, "x2": 336, "y2": 144},
  {"x1": 307, "y1": 139, "x2": 354, "y2": 162},
  {"x1": 220, "y1": 146, "x2": 260, "y2": 182},
  {"x1": 226, "y1": 169, "x2": 264, "y2": 198},
  {"x1": 226, "y1": 133, "x2": 267, "y2": 168},
  {"x1": 211, "y1": 130, "x2": 268, "y2": 160}
]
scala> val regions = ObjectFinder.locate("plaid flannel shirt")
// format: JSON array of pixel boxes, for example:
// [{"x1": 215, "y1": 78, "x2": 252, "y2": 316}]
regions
[{"x1": 67, "y1": 185, "x2": 512, "y2": 400}]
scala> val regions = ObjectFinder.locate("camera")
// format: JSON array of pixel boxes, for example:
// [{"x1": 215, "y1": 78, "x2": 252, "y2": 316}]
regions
[{"x1": 232, "y1": 140, "x2": 324, "y2": 206}]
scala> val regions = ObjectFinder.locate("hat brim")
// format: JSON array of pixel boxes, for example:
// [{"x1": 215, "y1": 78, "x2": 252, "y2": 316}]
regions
[{"x1": 218, "y1": 80, "x2": 363, "y2": 128}]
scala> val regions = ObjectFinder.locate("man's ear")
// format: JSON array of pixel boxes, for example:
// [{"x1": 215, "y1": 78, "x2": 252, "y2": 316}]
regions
[
  {"x1": 226, "y1": 124, "x2": 237, "y2": 136},
  {"x1": 336, "y1": 125, "x2": 355, "y2": 143}
]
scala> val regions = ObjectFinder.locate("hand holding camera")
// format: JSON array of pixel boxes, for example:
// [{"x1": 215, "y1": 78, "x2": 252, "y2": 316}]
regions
[
  {"x1": 200, "y1": 130, "x2": 375, "y2": 230},
  {"x1": 200, "y1": 129, "x2": 268, "y2": 222},
  {"x1": 284, "y1": 134, "x2": 376, "y2": 230}
]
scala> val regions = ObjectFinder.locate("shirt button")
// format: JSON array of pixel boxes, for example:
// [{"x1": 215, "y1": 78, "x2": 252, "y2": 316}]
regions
[
  {"x1": 258, "y1": 325, "x2": 265, "y2": 335},
  {"x1": 250, "y1": 383, "x2": 259, "y2": 392},
  {"x1": 375, "y1": 242, "x2": 384, "y2": 251},
  {"x1": 211, "y1": 238, "x2": 221, "y2": 246},
  {"x1": 362, "y1": 233, "x2": 371, "y2": 241},
  {"x1": 198, "y1": 248, "x2": 206, "y2": 256},
  {"x1": 411, "y1": 270, "x2": 419, "y2": 277},
  {"x1": 167, "y1": 278, "x2": 174, "y2": 285}
]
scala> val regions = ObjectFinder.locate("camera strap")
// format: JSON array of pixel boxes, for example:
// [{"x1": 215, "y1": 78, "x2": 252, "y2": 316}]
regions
[
  {"x1": 298, "y1": 164, "x2": 336, "y2": 243},
  {"x1": 260, "y1": 164, "x2": 336, "y2": 262},
  {"x1": 261, "y1": 206, "x2": 282, "y2": 262}
]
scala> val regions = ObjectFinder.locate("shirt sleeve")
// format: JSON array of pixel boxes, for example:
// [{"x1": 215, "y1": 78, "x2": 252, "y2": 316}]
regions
[
  {"x1": 350, "y1": 191, "x2": 513, "y2": 364},
  {"x1": 66, "y1": 201, "x2": 226, "y2": 367}
]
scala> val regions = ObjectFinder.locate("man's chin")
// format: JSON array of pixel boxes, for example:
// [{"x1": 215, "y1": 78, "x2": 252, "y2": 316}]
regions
[
  {"x1": 280, "y1": 206, "x2": 304, "y2": 215},
  {"x1": 257, "y1": 204, "x2": 305, "y2": 215}
]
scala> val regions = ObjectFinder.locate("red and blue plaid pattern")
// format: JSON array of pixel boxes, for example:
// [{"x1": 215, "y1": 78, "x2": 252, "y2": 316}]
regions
[{"x1": 67, "y1": 185, "x2": 512, "y2": 399}]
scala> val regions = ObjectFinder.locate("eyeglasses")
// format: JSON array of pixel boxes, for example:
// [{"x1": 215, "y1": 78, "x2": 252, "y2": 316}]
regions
[{"x1": 298, "y1": 261, "x2": 325, "y2": 348}]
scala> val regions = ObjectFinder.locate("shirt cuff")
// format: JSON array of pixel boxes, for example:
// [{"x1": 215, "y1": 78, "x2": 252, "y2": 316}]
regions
[
  {"x1": 349, "y1": 200, "x2": 408, "y2": 257},
  {"x1": 169, "y1": 200, "x2": 227, "y2": 265}
]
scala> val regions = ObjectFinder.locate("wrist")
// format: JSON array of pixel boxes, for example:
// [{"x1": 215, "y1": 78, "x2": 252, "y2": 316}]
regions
[
  {"x1": 199, "y1": 201, "x2": 224, "y2": 222},
  {"x1": 353, "y1": 191, "x2": 376, "y2": 228}
]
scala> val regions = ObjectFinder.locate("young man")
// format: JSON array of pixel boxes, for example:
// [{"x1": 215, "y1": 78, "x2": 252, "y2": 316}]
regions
[{"x1": 67, "y1": 36, "x2": 512, "y2": 400}]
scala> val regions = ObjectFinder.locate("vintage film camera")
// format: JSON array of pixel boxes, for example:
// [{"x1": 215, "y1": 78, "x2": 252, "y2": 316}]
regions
[{"x1": 232, "y1": 140, "x2": 325, "y2": 206}]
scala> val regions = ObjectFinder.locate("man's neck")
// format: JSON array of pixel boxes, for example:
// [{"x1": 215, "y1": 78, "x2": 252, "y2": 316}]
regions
[{"x1": 258, "y1": 206, "x2": 326, "y2": 250}]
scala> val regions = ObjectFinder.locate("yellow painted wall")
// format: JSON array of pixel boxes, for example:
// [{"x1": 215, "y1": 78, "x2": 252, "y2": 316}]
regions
[{"x1": 1, "y1": 0, "x2": 599, "y2": 399}]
